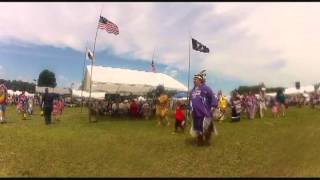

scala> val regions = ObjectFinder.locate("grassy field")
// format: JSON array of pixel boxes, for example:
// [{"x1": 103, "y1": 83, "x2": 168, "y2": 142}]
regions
[{"x1": 1, "y1": 105, "x2": 320, "y2": 177}]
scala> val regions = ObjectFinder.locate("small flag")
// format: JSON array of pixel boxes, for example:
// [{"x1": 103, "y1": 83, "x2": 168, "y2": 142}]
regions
[
  {"x1": 86, "y1": 48, "x2": 95, "y2": 61},
  {"x1": 151, "y1": 60, "x2": 156, "y2": 73},
  {"x1": 192, "y1": 38, "x2": 210, "y2": 53},
  {"x1": 98, "y1": 16, "x2": 119, "y2": 35}
]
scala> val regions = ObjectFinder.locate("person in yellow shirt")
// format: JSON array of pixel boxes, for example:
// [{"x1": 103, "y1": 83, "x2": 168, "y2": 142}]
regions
[
  {"x1": 155, "y1": 85, "x2": 170, "y2": 127},
  {"x1": 218, "y1": 90, "x2": 228, "y2": 122}
]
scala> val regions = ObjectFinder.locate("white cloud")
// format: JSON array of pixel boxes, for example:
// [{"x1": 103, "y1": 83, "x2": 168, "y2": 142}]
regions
[
  {"x1": 0, "y1": 3, "x2": 320, "y2": 89},
  {"x1": 57, "y1": 75, "x2": 73, "y2": 87},
  {"x1": 57, "y1": 75, "x2": 80, "y2": 88},
  {"x1": 202, "y1": 3, "x2": 320, "y2": 87},
  {"x1": 58, "y1": 75, "x2": 67, "y2": 80},
  {"x1": 163, "y1": 66, "x2": 178, "y2": 78}
]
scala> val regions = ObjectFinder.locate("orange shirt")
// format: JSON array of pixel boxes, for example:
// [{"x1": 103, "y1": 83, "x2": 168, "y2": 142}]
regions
[{"x1": 0, "y1": 94, "x2": 6, "y2": 104}]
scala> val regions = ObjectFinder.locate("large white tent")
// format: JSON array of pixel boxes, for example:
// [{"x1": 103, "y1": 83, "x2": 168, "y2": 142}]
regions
[
  {"x1": 83, "y1": 65, "x2": 188, "y2": 95},
  {"x1": 71, "y1": 89, "x2": 105, "y2": 100}
]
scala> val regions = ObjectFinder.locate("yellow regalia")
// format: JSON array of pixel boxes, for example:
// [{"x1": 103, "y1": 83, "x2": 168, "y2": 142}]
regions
[{"x1": 156, "y1": 94, "x2": 169, "y2": 118}]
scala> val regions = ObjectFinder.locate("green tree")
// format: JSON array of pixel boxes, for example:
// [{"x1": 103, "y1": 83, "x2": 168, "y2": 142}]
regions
[
  {"x1": 266, "y1": 87, "x2": 285, "y2": 93},
  {"x1": 237, "y1": 85, "x2": 261, "y2": 94},
  {"x1": 147, "y1": 85, "x2": 177, "y2": 99},
  {"x1": 38, "y1": 69, "x2": 57, "y2": 88}
]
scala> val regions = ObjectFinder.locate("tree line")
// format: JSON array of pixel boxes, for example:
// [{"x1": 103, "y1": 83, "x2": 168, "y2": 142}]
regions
[
  {"x1": 0, "y1": 69, "x2": 57, "y2": 93},
  {"x1": 0, "y1": 79, "x2": 36, "y2": 93},
  {"x1": 235, "y1": 82, "x2": 320, "y2": 95},
  {"x1": 235, "y1": 85, "x2": 285, "y2": 94}
]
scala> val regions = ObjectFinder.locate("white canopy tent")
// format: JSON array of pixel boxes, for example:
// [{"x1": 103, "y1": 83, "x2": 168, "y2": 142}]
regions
[
  {"x1": 7, "y1": 89, "x2": 14, "y2": 95},
  {"x1": 14, "y1": 90, "x2": 22, "y2": 95},
  {"x1": 25, "y1": 91, "x2": 34, "y2": 97},
  {"x1": 172, "y1": 97, "x2": 188, "y2": 101},
  {"x1": 83, "y1": 65, "x2": 188, "y2": 95},
  {"x1": 284, "y1": 85, "x2": 315, "y2": 95},
  {"x1": 7, "y1": 89, "x2": 34, "y2": 97},
  {"x1": 137, "y1": 96, "x2": 146, "y2": 102},
  {"x1": 35, "y1": 86, "x2": 70, "y2": 95}
]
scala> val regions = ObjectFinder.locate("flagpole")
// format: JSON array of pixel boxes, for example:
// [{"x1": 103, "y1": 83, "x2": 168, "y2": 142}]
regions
[
  {"x1": 89, "y1": 7, "x2": 103, "y2": 122},
  {"x1": 81, "y1": 42, "x2": 88, "y2": 113},
  {"x1": 151, "y1": 46, "x2": 156, "y2": 72},
  {"x1": 186, "y1": 30, "x2": 191, "y2": 122},
  {"x1": 152, "y1": 47, "x2": 155, "y2": 63}
]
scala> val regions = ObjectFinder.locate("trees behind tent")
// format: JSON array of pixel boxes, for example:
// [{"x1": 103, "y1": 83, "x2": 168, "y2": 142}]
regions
[
  {"x1": 0, "y1": 79, "x2": 35, "y2": 93},
  {"x1": 38, "y1": 69, "x2": 57, "y2": 88},
  {"x1": 236, "y1": 84, "x2": 284, "y2": 94},
  {"x1": 146, "y1": 85, "x2": 177, "y2": 99}
]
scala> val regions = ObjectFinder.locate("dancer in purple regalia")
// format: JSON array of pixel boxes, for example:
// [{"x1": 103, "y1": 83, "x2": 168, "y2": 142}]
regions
[{"x1": 189, "y1": 70, "x2": 218, "y2": 146}]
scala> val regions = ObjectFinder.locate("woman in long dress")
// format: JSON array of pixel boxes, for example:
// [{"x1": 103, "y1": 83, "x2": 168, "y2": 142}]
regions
[{"x1": 247, "y1": 91, "x2": 257, "y2": 120}]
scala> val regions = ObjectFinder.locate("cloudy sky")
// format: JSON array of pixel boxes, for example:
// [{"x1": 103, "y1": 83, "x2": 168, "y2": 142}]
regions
[{"x1": 0, "y1": 2, "x2": 319, "y2": 94}]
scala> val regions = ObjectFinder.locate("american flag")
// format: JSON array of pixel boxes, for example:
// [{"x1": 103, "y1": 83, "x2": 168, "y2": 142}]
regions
[
  {"x1": 151, "y1": 60, "x2": 156, "y2": 73},
  {"x1": 98, "y1": 16, "x2": 119, "y2": 35}
]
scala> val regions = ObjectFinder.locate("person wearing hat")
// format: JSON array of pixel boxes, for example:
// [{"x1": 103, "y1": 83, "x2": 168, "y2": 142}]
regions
[{"x1": 189, "y1": 70, "x2": 218, "y2": 146}]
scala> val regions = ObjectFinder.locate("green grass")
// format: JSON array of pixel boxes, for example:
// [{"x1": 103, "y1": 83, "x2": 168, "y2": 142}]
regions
[{"x1": 1, "y1": 105, "x2": 320, "y2": 177}]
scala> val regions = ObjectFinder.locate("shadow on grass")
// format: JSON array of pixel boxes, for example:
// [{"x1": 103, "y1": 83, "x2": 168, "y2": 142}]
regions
[
  {"x1": 88, "y1": 114, "x2": 159, "y2": 122},
  {"x1": 185, "y1": 137, "x2": 212, "y2": 148},
  {"x1": 0, "y1": 121, "x2": 15, "y2": 124}
]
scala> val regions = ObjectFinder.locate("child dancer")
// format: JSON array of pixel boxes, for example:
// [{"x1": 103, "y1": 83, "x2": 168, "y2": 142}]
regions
[
  {"x1": 18, "y1": 91, "x2": 28, "y2": 120},
  {"x1": 174, "y1": 101, "x2": 186, "y2": 133},
  {"x1": 52, "y1": 99, "x2": 60, "y2": 122}
]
